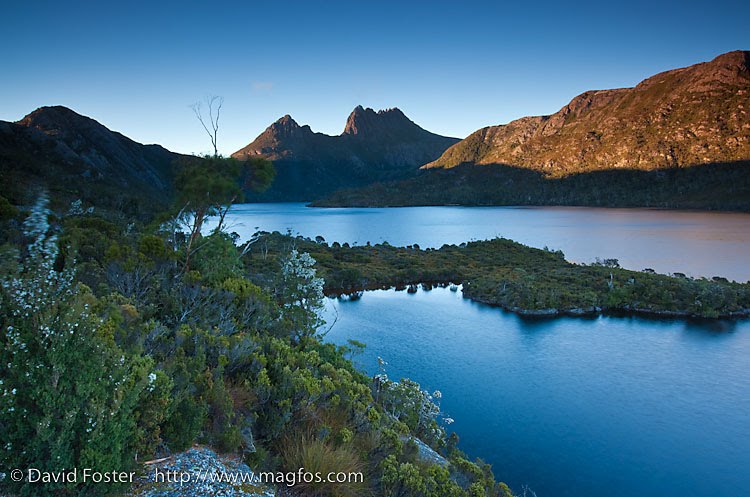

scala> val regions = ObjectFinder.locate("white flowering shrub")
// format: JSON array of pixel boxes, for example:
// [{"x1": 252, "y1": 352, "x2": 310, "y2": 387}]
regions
[
  {"x1": 0, "y1": 195, "x2": 151, "y2": 496},
  {"x1": 375, "y1": 365, "x2": 453, "y2": 444},
  {"x1": 278, "y1": 249, "x2": 325, "y2": 339}
]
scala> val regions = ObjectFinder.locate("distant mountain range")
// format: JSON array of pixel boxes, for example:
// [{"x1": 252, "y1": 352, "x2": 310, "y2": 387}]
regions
[
  {"x1": 0, "y1": 106, "x2": 180, "y2": 215},
  {"x1": 231, "y1": 106, "x2": 459, "y2": 201},
  {"x1": 317, "y1": 51, "x2": 750, "y2": 210},
  {"x1": 3, "y1": 51, "x2": 749, "y2": 213},
  {"x1": 0, "y1": 104, "x2": 457, "y2": 212}
]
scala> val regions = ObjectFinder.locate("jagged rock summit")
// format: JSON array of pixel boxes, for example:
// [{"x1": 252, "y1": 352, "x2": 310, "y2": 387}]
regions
[
  {"x1": 342, "y1": 105, "x2": 426, "y2": 140},
  {"x1": 232, "y1": 106, "x2": 459, "y2": 201}
]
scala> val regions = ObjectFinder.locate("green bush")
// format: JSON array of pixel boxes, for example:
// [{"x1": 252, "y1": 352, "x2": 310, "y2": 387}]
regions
[
  {"x1": 0, "y1": 196, "x2": 152, "y2": 496},
  {"x1": 191, "y1": 233, "x2": 243, "y2": 286},
  {"x1": 163, "y1": 396, "x2": 207, "y2": 451}
]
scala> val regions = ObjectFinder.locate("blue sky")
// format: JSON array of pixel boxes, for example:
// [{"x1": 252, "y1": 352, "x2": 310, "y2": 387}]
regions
[{"x1": 2, "y1": 0, "x2": 748, "y2": 155}]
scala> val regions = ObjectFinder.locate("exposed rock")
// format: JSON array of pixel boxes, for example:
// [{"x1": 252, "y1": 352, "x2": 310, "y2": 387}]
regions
[
  {"x1": 129, "y1": 447, "x2": 273, "y2": 497},
  {"x1": 400, "y1": 436, "x2": 449, "y2": 468},
  {"x1": 424, "y1": 51, "x2": 750, "y2": 175}
]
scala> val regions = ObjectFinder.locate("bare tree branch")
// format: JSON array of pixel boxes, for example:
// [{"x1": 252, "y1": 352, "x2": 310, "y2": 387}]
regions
[{"x1": 190, "y1": 95, "x2": 224, "y2": 157}]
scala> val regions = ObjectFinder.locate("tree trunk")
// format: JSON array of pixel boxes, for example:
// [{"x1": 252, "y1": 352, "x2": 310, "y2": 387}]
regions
[
  {"x1": 184, "y1": 207, "x2": 206, "y2": 272},
  {"x1": 214, "y1": 195, "x2": 237, "y2": 233}
]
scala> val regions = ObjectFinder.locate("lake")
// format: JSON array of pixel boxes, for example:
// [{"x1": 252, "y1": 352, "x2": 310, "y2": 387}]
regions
[
  {"x1": 221, "y1": 203, "x2": 750, "y2": 497},
  {"x1": 324, "y1": 288, "x2": 750, "y2": 497},
  {"x1": 217, "y1": 203, "x2": 750, "y2": 282}
]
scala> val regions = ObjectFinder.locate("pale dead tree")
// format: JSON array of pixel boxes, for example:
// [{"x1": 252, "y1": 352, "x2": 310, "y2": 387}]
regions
[
  {"x1": 521, "y1": 485, "x2": 538, "y2": 497},
  {"x1": 191, "y1": 95, "x2": 223, "y2": 157},
  {"x1": 106, "y1": 262, "x2": 155, "y2": 306},
  {"x1": 239, "y1": 230, "x2": 268, "y2": 257}
]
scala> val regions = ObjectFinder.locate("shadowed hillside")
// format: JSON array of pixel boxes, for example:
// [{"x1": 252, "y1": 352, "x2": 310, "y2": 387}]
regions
[
  {"x1": 314, "y1": 161, "x2": 750, "y2": 210},
  {"x1": 0, "y1": 106, "x2": 180, "y2": 216},
  {"x1": 231, "y1": 106, "x2": 459, "y2": 201}
]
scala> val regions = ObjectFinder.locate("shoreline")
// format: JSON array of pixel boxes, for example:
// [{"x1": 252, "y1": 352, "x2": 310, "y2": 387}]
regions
[
  {"x1": 325, "y1": 283, "x2": 750, "y2": 322},
  {"x1": 244, "y1": 233, "x2": 750, "y2": 323},
  {"x1": 307, "y1": 200, "x2": 750, "y2": 214}
]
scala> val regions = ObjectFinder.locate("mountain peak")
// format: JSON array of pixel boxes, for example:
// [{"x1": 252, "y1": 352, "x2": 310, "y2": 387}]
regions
[
  {"x1": 272, "y1": 114, "x2": 299, "y2": 129},
  {"x1": 424, "y1": 50, "x2": 750, "y2": 174},
  {"x1": 343, "y1": 106, "x2": 410, "y2": 136},
  {"x1": 702, "y1": 50, "x2": 750, "y2": 85},
  {"x1": 18, "y1": 106, "x2": 103, "y2": 137},
  {"x1": 16, "y1": 105, "x2": 144, "y2": 155},
  {"x1": 261, "y1": 114, "x2": 314, "y2": 140},
  {"x1": 22, "y1": 105, "x2": 79, "y2": 118},
  {"x1": 231, "y1": 106, "x2": 459, "y2": 200},
  {"x1": 5, "y1": 106, "x2": 177, "y2": 206},
  {"x1": 343, "y1": 106, "x2": 375, "y2": 135},
  {"x1": 635, "y1": 50, "x2": 750, "y2": 92},
  {"x1": 709, "y1": 50, "x2": 750, "y2": 70}
]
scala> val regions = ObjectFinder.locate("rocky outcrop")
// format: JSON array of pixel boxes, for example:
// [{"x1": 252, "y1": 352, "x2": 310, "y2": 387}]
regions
[
  {"x1": 424, "y1": 51, "x2": 750, "y2": 176},
  {"x1": 129, "y1": 447, "x2": 273, "y2": 497},
  {"x1": 401, "y1": 435, "x2": 449, "y2": 467},
  {"x1": 232, "y1": 106, "x2": 459, "y2": 201}
]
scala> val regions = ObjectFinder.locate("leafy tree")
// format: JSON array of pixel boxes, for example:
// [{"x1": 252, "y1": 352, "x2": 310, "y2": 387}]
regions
[
  {"x1": 376, "y1": 376, "x2": 451, "y2": 444},
  {"x1": 175, "y1": 94, "x2": 275, "y2": 270},
  {"x1": 191, "y1": 232, "x2": 244, "y2": 286},
  {"x1": 173, "y1": 154, "x2": 274, "y2": 270},
  {"x1": 345, "y1": 338, "x2": 366, "y2": 360}
]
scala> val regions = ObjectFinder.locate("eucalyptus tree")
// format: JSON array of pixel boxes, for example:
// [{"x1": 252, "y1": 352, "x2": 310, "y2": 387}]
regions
[
  {"x1": 173, "y1": 154, "x2": 274, "y2": 271},
  {"x1": 177, "y1": 95, "x2": 274, "y2": 270}
]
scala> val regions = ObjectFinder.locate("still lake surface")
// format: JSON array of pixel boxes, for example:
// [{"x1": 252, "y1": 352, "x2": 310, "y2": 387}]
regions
[
  {"x1": 324, "y1": 289, "x2": 750, "y2": 497},
  {"x1": 222, "y1": 203, "x2": 750, "y2": 497},
  {"x1": 220, "y1": 203, "x2": 750, "y2": 281}
]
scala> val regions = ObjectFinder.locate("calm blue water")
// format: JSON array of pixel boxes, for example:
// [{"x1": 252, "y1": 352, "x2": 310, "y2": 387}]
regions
[
  {"x1": 324, "y1": 288, "x2": 750, "y2": 497},
  {"x1": 220, "y1": 203, "x2": 750, "y2": 497},
  {"x1": 217, "y1": 203, "x2": 750, "y2": 281}
]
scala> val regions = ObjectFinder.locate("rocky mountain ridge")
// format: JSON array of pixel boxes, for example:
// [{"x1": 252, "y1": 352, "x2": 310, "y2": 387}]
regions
[{"x1": 424, "y1": 50, "x2": 750, "y2": 175}]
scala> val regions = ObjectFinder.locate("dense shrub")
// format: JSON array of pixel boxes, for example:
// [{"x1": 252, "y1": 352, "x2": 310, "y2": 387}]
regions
[
  {"x1": 0, "y1": 196, "x2": 155, "y2": 496},
  {"x1": 1, "y1": 195, "x2": 515, "y2": 497}
]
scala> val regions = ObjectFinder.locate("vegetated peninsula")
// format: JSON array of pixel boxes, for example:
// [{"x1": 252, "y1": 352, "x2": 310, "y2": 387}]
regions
[
  {"x1": 231, "y1": 106, "x2": 459, "y2": 201},
  {"x1": 315, "y1": 51, "x2": 750, "y2": 209},
  {"x1": 246, "y1": 232, "x2": 750, "y2": 319}
]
